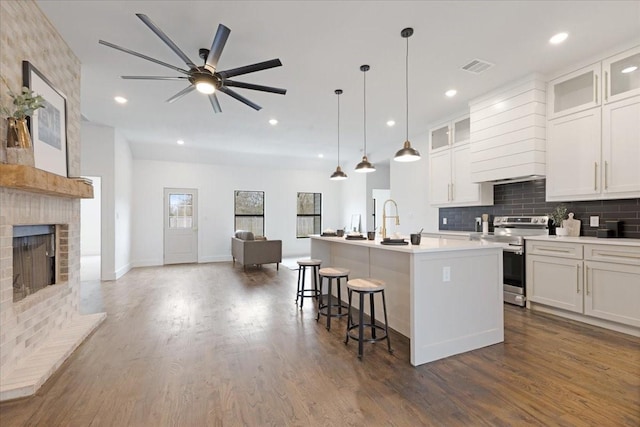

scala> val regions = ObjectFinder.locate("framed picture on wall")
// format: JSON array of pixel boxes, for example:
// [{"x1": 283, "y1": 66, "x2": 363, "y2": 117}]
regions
[{"x1": 22, "y1": 61, "x2": 68, "y2": 177}]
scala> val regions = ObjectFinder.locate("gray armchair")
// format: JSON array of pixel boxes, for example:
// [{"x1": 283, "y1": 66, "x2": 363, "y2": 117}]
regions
[{"x1": 231, "y1": 231, "x2": 282, "y2": 270}]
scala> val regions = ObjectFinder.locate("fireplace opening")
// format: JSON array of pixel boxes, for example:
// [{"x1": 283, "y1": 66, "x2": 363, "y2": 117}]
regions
[{"x1": 13, "y1": 225, "x2": 56, "y2": 303}]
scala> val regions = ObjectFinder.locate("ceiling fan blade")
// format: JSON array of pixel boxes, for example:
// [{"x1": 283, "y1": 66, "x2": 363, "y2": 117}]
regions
[
  {"x1": 122, "y1": 76, "x2": 188, "y2": 80},
  {"x1": 205, "y1": 24, "x2": 231, "y2": 72},
  {"x1": 224, "y1": 80, "x2": 287, "y2": 95},
  {"x1": 166, "y1": 85, "x2": 196, "y2": 103},
  {"x1": 99, "y1": 40, "x2": 190, "y2": 74},
  {"x1": 136, "y1": 13, "x2": 197, "y2": 69},
  {"x1": 218, "y1": 86, "x2": 261, "y2": 111},
  {"x1": 218, "y1": 59, "x2": 282, "y2": 79},
  {"x1": 209, "y1": 93, "x2": 222, "y2": 113}
]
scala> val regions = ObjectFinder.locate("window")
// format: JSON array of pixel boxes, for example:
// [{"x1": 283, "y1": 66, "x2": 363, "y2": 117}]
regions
[
  {"x1": 168, "y1": 193, "x2": 194, "y2": 228},
  {"x1": 297, "y1": 192, "x2": 321, "y2": 238},
  {"x1": 234, "y1": 190, "x2": 265, "y2": 236}
]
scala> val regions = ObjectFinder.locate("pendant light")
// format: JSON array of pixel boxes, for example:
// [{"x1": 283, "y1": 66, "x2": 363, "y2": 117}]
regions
[
  {"x1": 330, "y1": 89, "x2": 348, "y2": 180},
  {"x1": 355, "y1": 64, "x2": 375, "y2": 173},
  {"x1": 394, "y1": 27, "x2": 421, "y2": 162}
]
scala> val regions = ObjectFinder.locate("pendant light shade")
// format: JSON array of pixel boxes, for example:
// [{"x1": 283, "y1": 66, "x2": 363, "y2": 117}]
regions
[
  {"x1": 330, "y1": 89, "x2": 348, "y2": 180},
  {"x1": 355, "y1": 64, "x2": 375, "y2": 173},
  {"x1": 394, "y1": 27, "x2": 421, "y2": 162}
]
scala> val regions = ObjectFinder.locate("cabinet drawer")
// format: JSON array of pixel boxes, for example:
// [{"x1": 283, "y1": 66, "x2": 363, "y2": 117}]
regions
[
  {"x1": 584, "y1": 244, "x2": 640, "y2": 266},
  {"x1": 526, "y1": 240, "x2": 583, "y2": 259}
]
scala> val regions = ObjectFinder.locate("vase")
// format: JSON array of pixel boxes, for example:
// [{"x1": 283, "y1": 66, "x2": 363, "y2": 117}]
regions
[
  {"x1": 555, "y1": 227, "x2": 569, "y2": 237},
  {"x1": 6, "y1": 117, "x2": 31, "y2": 148}
]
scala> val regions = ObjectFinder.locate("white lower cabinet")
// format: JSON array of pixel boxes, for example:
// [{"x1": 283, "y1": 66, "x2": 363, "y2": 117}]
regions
[
  {"x1": 527, "y1": 254, "x2": 583, "y2": 313},
  {"x1": 584, "y1": 260, "x2": 640, "y2": 327},
  {"x1": 526, "y1": 240, "x2": 640, "y2": 333}
]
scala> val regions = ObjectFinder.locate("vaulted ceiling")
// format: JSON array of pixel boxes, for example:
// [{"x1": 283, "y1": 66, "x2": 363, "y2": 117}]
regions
[{"x1": 37, "y1": 1, "x2": 640, "y2": 169}]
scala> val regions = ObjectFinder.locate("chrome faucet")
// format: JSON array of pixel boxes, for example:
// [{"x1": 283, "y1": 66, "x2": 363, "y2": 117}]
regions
[{"x1": 381, "y1": 199, "x2": 400, "y2": 239}]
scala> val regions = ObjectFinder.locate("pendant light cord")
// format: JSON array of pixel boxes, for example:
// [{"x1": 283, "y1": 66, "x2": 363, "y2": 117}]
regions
[
  {"x1": 337, "y1": 91, "x2": 341, "y2": 165},
  {"x1": 405, "y1": 34, "x2": 409, "y2": 142},
  {"x1": 363, "y1": 69, "x2": 367, "y2": 156}
]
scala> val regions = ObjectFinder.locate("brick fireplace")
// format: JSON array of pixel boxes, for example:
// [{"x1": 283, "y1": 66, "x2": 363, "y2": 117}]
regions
[{"x1": 0, "y1": 1, "x2": 105, "y2": 400}]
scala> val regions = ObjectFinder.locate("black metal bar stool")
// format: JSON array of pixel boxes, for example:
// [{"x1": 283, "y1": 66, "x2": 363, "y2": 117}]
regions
[
  {"x1": 317, "y1": 267, "x2": 350, "y2": 330},
  {"x1": 296, "y1": 259, "x2": 322, "y2": 308},
  {"x1": 345, "y1": 278, "x2": 393, "y2": 359}
]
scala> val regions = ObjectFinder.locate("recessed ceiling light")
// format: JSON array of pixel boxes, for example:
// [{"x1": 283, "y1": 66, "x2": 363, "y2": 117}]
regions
[
  {"x1": 549, "y1": 32, "x2": 568, "y2": 45},
  {"x1": 176, "y1": 140, "x2": 184, "y2": 145},
  {"x1": 269, "y1": 119, "x2": 278, "y2": 125},
  {"x1": 445, "y1": 89, "x2": 457, "y2": 97},
  {"x1": 114, "y1": 96, "x2": 127, "y2": 104},
  {"x1": 622, "y1": 66, "x2": 638, "y2": 74},
  {"x1": 318, "y1": 153, "x2": 324, "y2": 158},
  {"x1": 386, "y1": 120, "x2": 396, "y2": 127}
]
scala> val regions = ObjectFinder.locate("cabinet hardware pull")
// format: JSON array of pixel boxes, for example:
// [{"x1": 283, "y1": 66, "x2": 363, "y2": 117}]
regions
[
  {"x1": 539, "y1": 247, "x2": 571, "y2": 253},
  {"x1": 585, "y1": 265, "x2": 590, "y2": 296},
  {"x1": 604, "y1": 161, "x2": 608, "y2": 190},
  {"x1": 447, "y1": 183, "x2": 451, "y2": 201},
  {"x1": 604, "y1": 71, "x2": 608, "y2": 102},
  {"x1": 595, "y1": 74, "x2": 598, "y2": 103},
  {"x1": 594, "y1": 162, "x2": 598, "y2": 191},
  {"x1": 451, "y1": 183, "x2": 455, "y2": 200},
  {"x1": 576, "y1": 264, "x2": 580, "y2": 293},
  {"x1": 594, "y1": 251, "x2": 640, "y2": 260}
]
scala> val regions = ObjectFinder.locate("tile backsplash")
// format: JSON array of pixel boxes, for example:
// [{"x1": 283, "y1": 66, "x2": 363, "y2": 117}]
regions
[{"x1": 439, "y1": 179, "x2": 640, "y2": 239}]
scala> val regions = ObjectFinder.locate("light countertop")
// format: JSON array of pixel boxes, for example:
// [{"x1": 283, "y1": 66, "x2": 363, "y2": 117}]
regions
[
  {"x1": 524, "y1": 235, "x2": 640, "y2": 247},
  {"x1": 310, "y1": 235, "x2": 504, "y2": 254}
]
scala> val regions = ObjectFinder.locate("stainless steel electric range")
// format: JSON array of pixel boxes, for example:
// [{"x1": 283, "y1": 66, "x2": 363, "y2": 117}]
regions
[{"x1": 470, "y1": 215, "x2": 549, "y2": 306}]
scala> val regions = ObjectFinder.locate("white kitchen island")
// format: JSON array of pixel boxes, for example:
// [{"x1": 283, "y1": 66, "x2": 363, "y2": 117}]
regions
[{"x1": 310, "y1": 235, "x2": 504, "y2": 366}]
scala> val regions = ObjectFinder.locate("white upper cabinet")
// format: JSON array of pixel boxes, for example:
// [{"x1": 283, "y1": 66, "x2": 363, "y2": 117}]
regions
[
  {"x1": 429, "y1": 114, "x2": 493, "y2": 207},
  {"x1": 429, "y1": 116, "x2": 470, "y2": 152},
  {"x1": 603, "y1": 48, "x2": 640, "y2": 104},
  {"x1": 548, "y1": 46, "x2": 640, "y2": 120},
  {"x1": 548, "y1": 63, "x2": 600, "y2": 119},
  {"x1": 546, "y1": 45, "x2": 640, "y2": 202}
]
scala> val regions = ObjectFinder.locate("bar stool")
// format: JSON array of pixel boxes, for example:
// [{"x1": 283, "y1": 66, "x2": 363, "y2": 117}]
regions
[
  {"x1": 296, "y1": 259, "x2": 322, "y2": 308},
  {"x1": 317, "y1": 267, "x2": 350, "y2": 330},
  {"x1": 345, "y1": 278, "x2": 393, "y2": 359}
]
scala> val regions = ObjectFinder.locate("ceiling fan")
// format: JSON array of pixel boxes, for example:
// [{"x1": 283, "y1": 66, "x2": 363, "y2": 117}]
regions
[{"x1": 99, "y1": 13, "x2": 286, "y2": 113}]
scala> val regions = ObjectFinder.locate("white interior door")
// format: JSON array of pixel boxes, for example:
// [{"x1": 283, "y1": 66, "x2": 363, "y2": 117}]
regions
[{"x1": 164, "y1": 188, "x2": 198, "y2": 265}]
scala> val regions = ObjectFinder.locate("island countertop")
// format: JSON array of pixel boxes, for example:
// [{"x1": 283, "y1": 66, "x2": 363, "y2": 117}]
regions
[{"x1": 310, "y1": 234, "x2": 505, "y2": 253}]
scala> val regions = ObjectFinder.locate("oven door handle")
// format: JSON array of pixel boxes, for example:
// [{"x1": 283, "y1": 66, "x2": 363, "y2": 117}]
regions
[{"x1": 502, "y1": 245, "x2": 524, "y2": 255}]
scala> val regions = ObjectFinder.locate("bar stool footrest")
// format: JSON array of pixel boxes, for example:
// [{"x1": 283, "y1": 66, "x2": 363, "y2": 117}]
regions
[{"x1": 346, "y1": 324, "x2": 388, "y2": 343}]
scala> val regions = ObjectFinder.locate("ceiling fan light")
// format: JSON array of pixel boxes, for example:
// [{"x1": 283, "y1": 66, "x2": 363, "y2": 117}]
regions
[
  {"x1": 394, "y1": 140, "x2": 421, "y2": 162},
  {"x1": 355, "y1": 156, "x2": 376, "y2": 173},
  {"x1": 330, "y1": 165, "x2": 348, "y2": 180},
  {"x1": 196, "y1": 80, "x2": 216, "y2": 94}
]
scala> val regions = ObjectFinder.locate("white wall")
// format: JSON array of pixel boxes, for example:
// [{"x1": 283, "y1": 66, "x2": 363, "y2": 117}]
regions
[
  {"x1": 80, "y1": 176, "x2": 101, "y2": 256},
  {"x1": 390, "y1": 130, "x2": 439, "y2": 234},
  {"x1": 338, "y1": 169, "x2": 368, "y2": 233},
  {"x1": 114, "y1": 130, "x2": 133, "y2": 278},
  {"x1": 81, "y1": 122, "x2": 133, "y2": 280},
  {"x1": 366, "y1": 163, "x2": 390, "y2": 232},
  {"x1": 131, "y1": 159, "x2": 342, "y2": 266}
]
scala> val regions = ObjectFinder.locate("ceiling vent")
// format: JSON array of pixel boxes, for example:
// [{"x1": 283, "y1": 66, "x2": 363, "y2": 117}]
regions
[{"x1": 461, "y1": 59, "x2": 494, "y2": 74}]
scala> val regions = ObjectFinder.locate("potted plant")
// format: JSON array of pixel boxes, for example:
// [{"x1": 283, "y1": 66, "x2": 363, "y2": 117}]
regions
[
  {"x1": 549, "y1": 204, "x2": 568, "y2": 236},
  {"x1": 1, "y1": 75, "x2": 44, "y2": 149}
]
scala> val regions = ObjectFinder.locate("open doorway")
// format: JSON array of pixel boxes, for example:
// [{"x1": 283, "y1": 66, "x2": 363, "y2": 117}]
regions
[{"x1": 81, "y1": 176, "x2": 101, "y2": 281}]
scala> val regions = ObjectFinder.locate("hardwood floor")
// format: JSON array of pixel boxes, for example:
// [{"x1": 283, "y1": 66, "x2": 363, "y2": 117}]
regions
[{"x1": 1, "y1": 262, "x2": 638, "y2": 426}]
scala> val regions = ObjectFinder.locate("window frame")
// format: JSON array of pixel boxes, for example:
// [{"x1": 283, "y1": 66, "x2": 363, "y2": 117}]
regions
[{"x1": 296, "y1": 192, "x2": 322, "y2": 238}]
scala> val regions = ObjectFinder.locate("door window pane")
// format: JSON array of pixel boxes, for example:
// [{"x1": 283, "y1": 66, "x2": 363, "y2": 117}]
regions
[{"x1": 168, "y1": 193, "x2": 193, "y2": 229}]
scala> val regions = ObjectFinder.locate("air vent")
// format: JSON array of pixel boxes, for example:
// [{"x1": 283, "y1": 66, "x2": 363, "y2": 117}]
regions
[{"x1": 461, "y1": 59, "x2": 494, "y2": 74}]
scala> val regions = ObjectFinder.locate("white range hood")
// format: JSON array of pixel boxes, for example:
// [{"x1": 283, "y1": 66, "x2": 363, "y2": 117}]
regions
[{"x1": 469, "y1": 75, "x2": 547, "y2": 183}]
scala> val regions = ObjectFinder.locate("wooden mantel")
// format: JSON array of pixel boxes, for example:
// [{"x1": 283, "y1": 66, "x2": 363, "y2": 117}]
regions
[{"x1": 0, "y1": 164, "x2": 93, "y2": 198}]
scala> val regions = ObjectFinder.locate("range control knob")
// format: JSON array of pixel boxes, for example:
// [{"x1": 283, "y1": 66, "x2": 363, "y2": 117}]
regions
[{"x1": 532, "y1": 218, "x2": 538, "y2": 223}]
